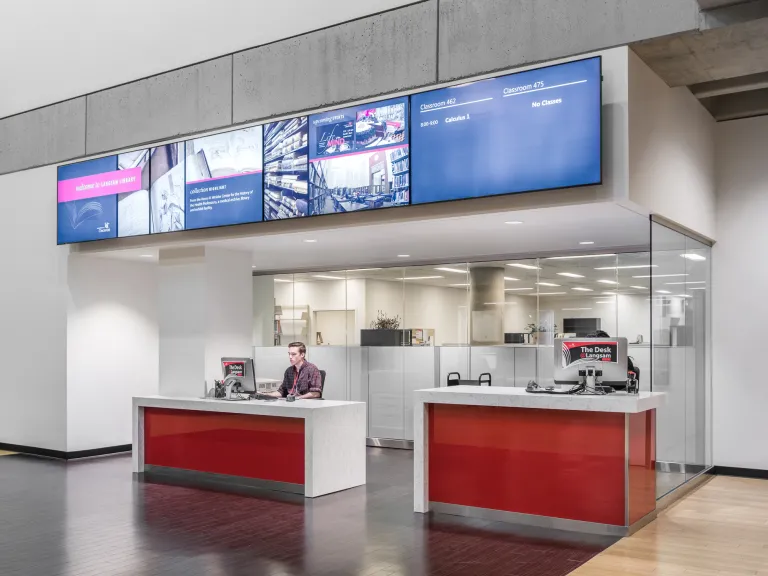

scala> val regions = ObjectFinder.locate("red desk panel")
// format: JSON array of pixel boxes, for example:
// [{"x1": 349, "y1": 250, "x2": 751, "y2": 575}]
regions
[
  {"x1": 144, "y1": 408, "x2": 305, "y2": 485},
  {"x1": 628, "y1": 409, "x2": 656, "y2": 524},
  {"x1": 428, "y1": 404, "x2": 628, "y2": 526}
]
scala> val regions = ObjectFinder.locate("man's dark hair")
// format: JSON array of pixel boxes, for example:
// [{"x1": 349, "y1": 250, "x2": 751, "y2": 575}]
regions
[{"x1": 288, "y1": 342, "x2": 307, "y2": 355}]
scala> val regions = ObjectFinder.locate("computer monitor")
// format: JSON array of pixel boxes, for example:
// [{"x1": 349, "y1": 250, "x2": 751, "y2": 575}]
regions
[
  {"x1": 553, "y1": 337, "x2": 628, "y2": 387},
  {"x1": 221, "y1": 357, "x2": 257, "y2": 393}
]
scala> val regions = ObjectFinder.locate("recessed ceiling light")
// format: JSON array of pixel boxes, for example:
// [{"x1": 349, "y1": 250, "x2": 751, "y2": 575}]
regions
[
  {"x1": 545, "y1": 254, "x2": 616, "y2": 260},
  {"x1": 594, "y1": 265, "x2": 656, "y2": 270},
  {"x1": 507, "y1": 263, "x2": 540, "y2": 270},
  {"x1": 562, "y1": 308, "x2": 593, "y2": 311},
  {"x1": 537, "y1": 282, "x2": 561, "y2": 287},
  {"x1": 505, "y1": 287, "x2": 533, "y2": 291},
  {"x1": 630, "y1": 286, "x2": 647, "y2": 290},
  {"x1": 571, "y1": 287, "x2": 593, "y2": 292},
  {"x1": 484, "y1": 301, "x2": 516, "y2": 305},
  {"x1": 689, "y1": 287, "x2": 706, "y2": 290},
  {"x1": 656, "y1": 290, "x2": 671, "y2": 294},
  {"x1": 598, "y1": 279, "x2": 619, "y2": 285},
  {"x1": 633, "y1": 274, "x2": 688, "y2": 279},
  {"x1": 140, "y1": 254, "x2": 153, "y2": 258},
  {"x1": 312, "y1": 275, "x2": 344, "y2": 280},
  {"x1": 303, "y1": 239, "x2": 317, "y2": 243},
  {"x1": 504, "y1": 276, "x2": 519, "y2": 282},
  {"x1": 665, "y1": 281, "x2": 705, "y2": 285},
  {"x1": 435, "y1": 267, "x2": 467, "y2": 274},
  {"x1": 557, "y1": 272, "x2": 585, "y2": 278},
  {"x1": 397, "y1": 254, "x2": 410, "y2": 258},
  {"x1": 535, "y1": 292, "x2": 567, "y2": 296},
  {"x1": 681, "y1": 253, "x2": 707, "y2": 261},
  {"x1": 601, "y1": 291, "x2": 618, "y2": 296},
  {"x1": 595, "y1": 300, "x2": 615, "y2": 304},
  {"x1": 398, "y1": 276, "x2": 444, "y2": 280},
  {"x1": 676, "y1": 294, "x2": 693, "y2": 298},
  {"x1": 504, "y1": 220, "x2": 524, "y2": 225},
  {"x1": 274, "y1": 278, "x2": 293, "y2": 283},
  {"x1": 450, "y1": 283, "x2": 470, "y2": 287},
  {"x1": 342, "y1": 268, "x2": 382, "y2": 272},
  {"x1": 579, "y1": 241, "x2": 595, "y2": 245}
]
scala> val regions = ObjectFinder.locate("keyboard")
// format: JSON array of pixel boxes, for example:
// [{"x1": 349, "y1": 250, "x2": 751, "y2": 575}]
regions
[{"x1": 251, "y1": 393, "x2": 278, "y2": 401}]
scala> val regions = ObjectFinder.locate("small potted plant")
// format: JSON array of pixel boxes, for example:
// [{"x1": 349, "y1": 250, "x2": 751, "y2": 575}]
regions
[{"x1": 361, "y1": 311, "x2": 408, "y2": 346}]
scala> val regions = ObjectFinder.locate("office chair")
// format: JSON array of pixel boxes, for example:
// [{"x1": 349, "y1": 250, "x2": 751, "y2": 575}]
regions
[
  {"x1": 447, "y1": 372, "x2": 492, "y2": 386},
  {"x1": 319, "y1": 370, "x2": 326, "y2": 397}
]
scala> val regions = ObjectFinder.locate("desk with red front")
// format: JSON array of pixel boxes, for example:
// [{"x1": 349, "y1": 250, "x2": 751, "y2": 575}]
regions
[{"x1": 414, "y1": 386, "x2": 666, "y2": 536}]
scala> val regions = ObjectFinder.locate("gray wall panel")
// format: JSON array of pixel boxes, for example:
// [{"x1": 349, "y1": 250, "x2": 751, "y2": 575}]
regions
[
  {"x1": 86, "y1": 56, "x2": 233, "y2": 155},
  {"x1": 438, "y1": 0, "x2": 700, "y2": 81},
  {"x1": 0, "y1": 99, "x2": 85, "y2": 175},
  {"x1": 233, "y1": 0, "x2": 437, "y2": 123}
]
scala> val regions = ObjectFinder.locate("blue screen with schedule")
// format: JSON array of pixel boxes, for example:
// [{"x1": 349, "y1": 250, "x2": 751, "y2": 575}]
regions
[{"x1": 410, "y1": 57, "x2": 602, "y2": 204}]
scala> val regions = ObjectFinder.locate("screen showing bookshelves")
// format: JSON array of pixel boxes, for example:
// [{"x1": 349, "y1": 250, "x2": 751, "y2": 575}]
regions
[{"x1": 264, "y1": 117, "x2": 310, "y2": 220}]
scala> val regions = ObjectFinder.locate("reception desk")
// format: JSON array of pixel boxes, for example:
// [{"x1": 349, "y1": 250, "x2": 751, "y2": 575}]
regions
[
  {"x1": 133, "y1": 396, "x2": 366, "y2": 497},
  {"x1": 414, "y1": 386, "x2": 666, "y2": 536}
]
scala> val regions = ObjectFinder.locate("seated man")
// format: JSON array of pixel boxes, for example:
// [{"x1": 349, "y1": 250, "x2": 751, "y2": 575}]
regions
[{"x1": 267, "y1": 341, "x2": 322, "y2": 399}]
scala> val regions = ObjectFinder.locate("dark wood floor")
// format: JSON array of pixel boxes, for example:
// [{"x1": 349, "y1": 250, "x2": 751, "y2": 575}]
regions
[{"x1": 0, "y1": 448, "x2": 617, "y2": 576}]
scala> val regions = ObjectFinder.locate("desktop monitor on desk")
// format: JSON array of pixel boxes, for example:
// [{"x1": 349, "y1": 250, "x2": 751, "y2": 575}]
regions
[
  {"x1": 553, "y1": 337, "x2": 628, "y2": 387},
  {"x1": 221, "y1": 357, "x2": 257, "y2": 393}
]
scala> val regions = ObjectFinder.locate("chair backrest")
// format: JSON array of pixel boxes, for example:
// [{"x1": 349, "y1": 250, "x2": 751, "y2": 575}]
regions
[
  {"x1": 319, "y1": 370, "x2": 326, "y2": 396},
  {"x1": 479, "y1": 372, "x2": 492, "y2": 386},
  {"x1": 447, "y1": 372, "x2": 461, "y2": 386}
]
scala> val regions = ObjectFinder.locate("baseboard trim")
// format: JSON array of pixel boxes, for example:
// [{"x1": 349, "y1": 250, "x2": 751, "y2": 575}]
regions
[
  {"x1": 0, "y1": 442, "x2": 132, "y2": 461},
  {"x1": 713, "y1": 465, "x2": 768, "y2": 480}
]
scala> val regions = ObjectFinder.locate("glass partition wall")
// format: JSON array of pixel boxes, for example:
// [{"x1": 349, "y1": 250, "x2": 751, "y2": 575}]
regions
[{"x1": 253, "y1": 238, "x2": 711, "y2": 498}]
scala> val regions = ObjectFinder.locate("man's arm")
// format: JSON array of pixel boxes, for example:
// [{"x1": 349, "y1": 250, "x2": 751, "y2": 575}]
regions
[
  {"x1": 266, "y1": 370, "x2": 289, "y2": 397},
  {"x1": 298, "y1": 366, "x2": 322, "y2": 399}
]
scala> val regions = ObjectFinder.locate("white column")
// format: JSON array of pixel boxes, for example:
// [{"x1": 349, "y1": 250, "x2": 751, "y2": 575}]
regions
[{"x1": 158, "y1": 246, "x2": 253, "y2": 397}]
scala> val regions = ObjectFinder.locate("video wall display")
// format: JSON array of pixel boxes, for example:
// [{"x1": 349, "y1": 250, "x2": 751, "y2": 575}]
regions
[
  {"x1": 185, "y1": 127, "x2": 263, "y2": 230},
  {"x1": 57, "y1": 150, "x2": 150, "y2": 244},
  {"x1": 263, "y1": 117, "x2": 309, "y2": 220},
  {"x1": 56, "y1": 57, "x2": 602, "y2": 244},
  {"x1": 308, "y1": 96, "x2": 409, "y2": 216},
  {"x1": 149, "y1": 142, "x2": 185, "y2": 234},
  {"x1": 410, "y1": 56, "x2": 602, "y2": 204}
]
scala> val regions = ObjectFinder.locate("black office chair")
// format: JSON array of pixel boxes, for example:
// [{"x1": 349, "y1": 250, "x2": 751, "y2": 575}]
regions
[
  {"x1": 447, "y1": 372, "x2": 492, "y2": 387},
  {"x1": 319, "y1": 370, "x2": 326, "y2": 397}
]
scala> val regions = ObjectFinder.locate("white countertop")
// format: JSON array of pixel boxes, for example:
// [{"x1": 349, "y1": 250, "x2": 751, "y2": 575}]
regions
[
  {"x1": 133, "y1": 395, "x2": 363, "y2": 419},
  {"x1": 414, "y1": 386, "x2": 665, "y2": 413}
]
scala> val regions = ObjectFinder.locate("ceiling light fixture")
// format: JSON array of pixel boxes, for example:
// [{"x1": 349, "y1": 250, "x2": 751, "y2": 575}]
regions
[
  {"x1": 571, "y1": 287, "x2": 593, "y2": 292},
  {"x1": 303, "y1": 239, "x2": 317, "y2": 243},
  {"x1": 537, "y1": 282, "x2": 561, "y2": 287},
  {"x1": 435, "y1": 267, "x2": 467, "y2": 274},
  {"x1": 504, "y1": 276, "x2": 519, "y2": 282},
  {"x1": 594, "y1": 265, "x2": 657, "y2": 270},
  {"x1": 557, "y1": 272, "x2": 585, "y2": 278},
  {"x1": 312, "y1": 275, "x2": 344, "y2": 280},
  {"x1": 535, "y1": 292, "x2": 567, "y2": 296},
  {"x1": 562, "y1": 308, "x2": 593, "y2": 311},
  {"x1": 140, "y1": 254, "x2": 153, "y2": 258},
  {"x1": 545, "y1": 254, "x2": 617, "y2": 260},
  {"x1": 343, "y1": 268, "x2": 382, "y2": 272},
  {"x1": 397, "y1": 254, "x2": 410, "y2": 258},
  {"x1": 656, "y1": 290, "x2": 671, "y2": 294},
  {"x1": 274, "y1": 278, "x2": 293, "y2": 283},
  {"x1": 595, "y1": 300, "x2": 615, "y2": 304},
  {"x1": 507, "y1": 263, "x2": 540, "y2": 270},
  {"x1": 597, "y1": 279, "x2": 618, "y2": 285},
  {"x1": 579, "y1": 241, "x2": 595, "y2": 245},
  {"x1": 504, "y1": 220, "x2": 524, "y2": 225},
  {"x1": 399, "y1": 276, "x2": 444, "y2": 281},
  {"x1": 505, "y1": 287, "x2": 533, "y2": 291},
  {"x1": 681, "y1": 253, "x2": 707, "y2": 261},
  {"x1": 450, "y1": 283, "x2": 470, "y2": 287},
  {"x1": 665, "y1": 281, "x2": 705, "y2": 285},
  {"x1": 633, "y1": 274, "x2": 689, "y2": 279}
]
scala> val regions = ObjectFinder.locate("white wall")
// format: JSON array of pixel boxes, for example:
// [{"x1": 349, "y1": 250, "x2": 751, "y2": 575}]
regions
[
  {"x1": 627, "y1": 50, "x2": 716, "y2": 239},
  {"x1": 712, "y1": 116, "x2": 768, "y2": 470},
  {"x1": 66, "y1": 256, "x2": 159, "y2": 452},
  {"x1": 252, "y1": 275, "x2": 275, "y2": 347},
  {"x1": 0, "y1": 0, "x2": 418, "y2": 117},
  {"x1": 0, "y1": 166, "x2": 68, "y2": 451}
]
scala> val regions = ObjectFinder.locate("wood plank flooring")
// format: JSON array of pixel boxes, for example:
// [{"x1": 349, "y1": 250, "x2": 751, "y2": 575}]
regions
[{"x1": 572, "y1": 475, "x2": 768, "y2": 576}]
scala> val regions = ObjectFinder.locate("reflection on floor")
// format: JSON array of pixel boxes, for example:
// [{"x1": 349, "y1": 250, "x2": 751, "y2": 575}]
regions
[
  {"x1": 572, "y1": 475, "x2": 768, "y2": 575},
  {"x1": 0, "y1": 448, "x2": 616, "y2": 576},
  {"x1": 0, "y1": 450, "x2": 15, "y2": 456}
]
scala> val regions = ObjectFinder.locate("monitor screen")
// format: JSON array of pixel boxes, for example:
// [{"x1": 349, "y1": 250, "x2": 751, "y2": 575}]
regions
[
  {"x1": 149, "y1": 143, "x2": 186, "y2": 234},
  {"x1": 410, "y1": 56, "x2": 602, "y2": 205},
  {"x1": 185, "y1": 126, "x2": 263, "y2": 230},
  {"x1": 263, "y1": 117, "x2": 309, "y2": 220},
  {"x1": 308, "y1": 96, "x2": 409, "y2": 216},
  {"x1": 57, "y1": 150, "x2": 150, "y2": 244}
]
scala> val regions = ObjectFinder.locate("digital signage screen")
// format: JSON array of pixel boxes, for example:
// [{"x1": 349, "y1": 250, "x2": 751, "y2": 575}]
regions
[
  {"x1": 185, "y1": 126, "x2": 263, "y2": 230},
  {"x1": 263, "y1": 117, "x2": 309, "y2": 220},
  {"x1": 410, "y1": 56, "x2": 602, "y2": 205},
  {"x1": 308, "y1": 96, "x2": 409, "y2": 216},
  {"x1": 149, "y1": 142, "x2": 185, "y2": 234},
  {"x1": 57, "y1": 150, "x2": 150, "y2": 244}
]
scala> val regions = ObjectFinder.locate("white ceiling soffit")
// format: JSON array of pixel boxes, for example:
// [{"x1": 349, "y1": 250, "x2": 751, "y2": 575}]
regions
[{"x1": 89, "y1": 203, "x2": 650, "y2": 273}]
